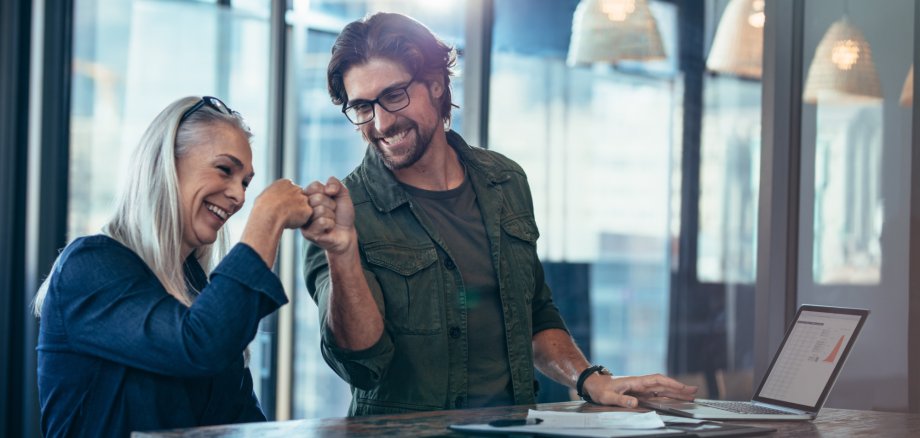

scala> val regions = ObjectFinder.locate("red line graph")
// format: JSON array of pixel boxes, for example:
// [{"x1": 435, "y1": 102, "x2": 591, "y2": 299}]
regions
[{"x1": 823, "y1": 335, "x2": 845, "y2": 363}]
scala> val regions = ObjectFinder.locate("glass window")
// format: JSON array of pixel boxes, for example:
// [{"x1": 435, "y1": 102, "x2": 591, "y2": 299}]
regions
[
  {"x1": 287, "y1": 0, "x2": 466, "y2": 420},
  {"x1": 489, "y1": 0, "x2": 680, "y2": 386},
  {"x1": 691, "y1": 0, "x2": 765, "y2": 400},
  {"x1": 490, "y1": 0, "x2": 763, "y2": 402},
  {"x1": 69, "y1": 0, "x2": 274, "y2": 404},
  {"x1": 797, "y1": 0, "x2": 914, "y2": 411},
  {"x1": 697, "y1": 75, "x2": 761, "y2": 284}
]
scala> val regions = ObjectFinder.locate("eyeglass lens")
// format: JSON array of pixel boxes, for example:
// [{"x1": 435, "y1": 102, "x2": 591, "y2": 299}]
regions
[{"x1": 344, "y1": 85, "x2": 412, "y2": 125}]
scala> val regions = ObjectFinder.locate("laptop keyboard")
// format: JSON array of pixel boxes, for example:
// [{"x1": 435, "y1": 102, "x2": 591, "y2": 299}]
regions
[{"x1": 695, "y1": 400, "x2": 794, "y2": 415}]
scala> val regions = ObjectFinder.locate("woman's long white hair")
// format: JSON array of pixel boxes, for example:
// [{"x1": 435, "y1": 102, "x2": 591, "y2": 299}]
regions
[{"x1": 34, "y1": 96, "x2": 252, "y2": 315}]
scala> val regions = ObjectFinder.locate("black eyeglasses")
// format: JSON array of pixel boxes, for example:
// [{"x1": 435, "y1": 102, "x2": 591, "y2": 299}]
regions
[
  {"x1": 342, "y1": 79, "x2": 414, "y2": 125},
  {"x1": 180, "y1": 96, "x2": 236, "y2": 123}
]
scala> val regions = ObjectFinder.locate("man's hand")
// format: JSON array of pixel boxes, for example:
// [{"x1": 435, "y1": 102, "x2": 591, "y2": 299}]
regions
[
  {"x1": 302, "y1": 176, "x2": 382, "y2": 351},
  {"x1": 301, "y1": 176, "x2": 356, "y2": 255},
  {"x1": 583, "y1": 373, "x2": 697, "y2": 408}
]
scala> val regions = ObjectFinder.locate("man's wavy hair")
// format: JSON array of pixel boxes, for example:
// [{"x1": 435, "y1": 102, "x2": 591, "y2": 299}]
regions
[{"x1": 327, "y1": 12, "x2": 458, "y2": 123}]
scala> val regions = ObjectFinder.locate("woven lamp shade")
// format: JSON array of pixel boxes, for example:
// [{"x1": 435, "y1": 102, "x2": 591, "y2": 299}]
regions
[
  {"x1": 707, "y1": 0, "x2": 765, "y2": 79},
  {"x1": 902, "y1": 65, "x2": 914, "y2": 107},
  {"x1": 567, "y1": 0, "x2": 666, "y2": 66},
  {"x1": 803, "y1": 17, "x2": 882, "y2": 104}
]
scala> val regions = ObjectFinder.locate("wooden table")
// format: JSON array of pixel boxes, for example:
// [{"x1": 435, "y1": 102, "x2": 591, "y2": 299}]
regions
[{"x1": 132, "y1": 401, "x2": 920, "y2": 437}]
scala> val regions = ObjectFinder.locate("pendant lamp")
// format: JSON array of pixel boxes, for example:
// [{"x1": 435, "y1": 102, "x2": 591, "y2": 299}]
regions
[
  {"x1": 706, "y1": 0, "x2": 765, "y2": 79},
  {"x1": 567, "y1": 0, "x2": 666, "y2": 66},
  {"x1": 803, "y1": 16, "x2": 882, "y2": 104}
]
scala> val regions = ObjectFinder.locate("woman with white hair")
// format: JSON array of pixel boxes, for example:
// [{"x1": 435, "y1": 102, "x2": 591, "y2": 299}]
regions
[{"x1": 34, "y1": 96, "x2": 317, "y2": 437}]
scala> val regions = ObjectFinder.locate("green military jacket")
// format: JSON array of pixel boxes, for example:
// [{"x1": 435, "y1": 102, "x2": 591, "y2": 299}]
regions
[{"x1": 304, "y1": 131, "x2": 568, "y2": 416}]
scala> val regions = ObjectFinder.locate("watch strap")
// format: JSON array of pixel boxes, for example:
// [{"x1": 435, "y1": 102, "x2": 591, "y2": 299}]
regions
[{"x1": 576, "y1": 365, "x2": 610, "y2": 404}]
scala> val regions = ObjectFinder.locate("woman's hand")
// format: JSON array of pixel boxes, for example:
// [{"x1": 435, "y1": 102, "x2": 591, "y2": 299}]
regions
[
  {"x1": 252, "y1": 179, "x2": 314, "y2": 230},
  {"x1": 241, "y1": 179, "x2": 313, "y2": 268}
]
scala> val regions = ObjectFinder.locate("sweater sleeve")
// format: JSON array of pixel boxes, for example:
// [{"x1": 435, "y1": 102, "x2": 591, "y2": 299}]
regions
[{"x1": 48, "y1": 237, "x2": 288, "y2": 377}]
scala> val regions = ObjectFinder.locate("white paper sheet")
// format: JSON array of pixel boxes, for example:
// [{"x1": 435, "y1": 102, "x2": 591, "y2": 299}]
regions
[
  {"x1": 448, "y1": 423, "x2": 684, "y2": 438},
  {"x1": 526, "y1": 409, "x2": 666, "y2": 429}
]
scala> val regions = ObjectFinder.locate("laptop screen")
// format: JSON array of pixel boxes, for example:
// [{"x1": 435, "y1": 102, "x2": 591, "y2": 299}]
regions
[{"x1": 753, "y1": 306, "x2": 868, "y2": 410}]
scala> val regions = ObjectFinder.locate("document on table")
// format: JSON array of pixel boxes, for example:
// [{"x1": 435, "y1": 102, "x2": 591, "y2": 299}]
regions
[
  {"x1": 526, "y1": 410, "x2": 666, "y2": 428},
  {"x1": 448, "y1": 410, "x2": 687, "y2": 437}
]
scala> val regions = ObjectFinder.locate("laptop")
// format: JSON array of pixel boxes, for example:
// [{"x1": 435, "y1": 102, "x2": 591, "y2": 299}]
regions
[{"x1": 641, "y1": 305, "x2": 869, "y2": 420}]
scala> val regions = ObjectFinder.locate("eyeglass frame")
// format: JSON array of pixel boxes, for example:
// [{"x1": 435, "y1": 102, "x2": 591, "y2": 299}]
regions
[
  {"x1": 341, "y1": 78, "x2": 416, "y2": 125},
  {"x1": 180, "y1": 96, "x2": 237, "y2": 123}
]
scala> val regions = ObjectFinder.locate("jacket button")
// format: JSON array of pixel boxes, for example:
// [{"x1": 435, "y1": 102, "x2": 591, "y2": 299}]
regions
[
  {"x1": 449, "y1": 326, "x2": 461, "y2": 339},
  {"x1": 454, "y1": 396, "x2": 464, "y2": 408},
  {"x1": 444, "y1": 258, "x2": 456, "y2": 270}
]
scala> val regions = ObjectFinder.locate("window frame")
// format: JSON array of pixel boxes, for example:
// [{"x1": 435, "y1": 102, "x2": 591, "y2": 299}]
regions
[{"x1": 13, "y1": 1, "x2": 920, "y2": 432}]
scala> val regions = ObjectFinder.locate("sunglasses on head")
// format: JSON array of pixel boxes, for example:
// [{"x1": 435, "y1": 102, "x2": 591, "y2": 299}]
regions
[{"x1": 180, "y1": 96, "x2": 236, "y2": 123}]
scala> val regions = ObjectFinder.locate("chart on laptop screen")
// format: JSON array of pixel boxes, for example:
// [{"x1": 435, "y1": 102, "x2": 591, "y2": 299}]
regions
[{"x1": 758, "y1": 310, "x2": 862, "y2": 407}]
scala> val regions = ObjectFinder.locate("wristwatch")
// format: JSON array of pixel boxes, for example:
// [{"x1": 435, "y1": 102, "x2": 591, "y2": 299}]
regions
[{"x1": 576, "y1": 365, "x2": 611, "y2": 404}]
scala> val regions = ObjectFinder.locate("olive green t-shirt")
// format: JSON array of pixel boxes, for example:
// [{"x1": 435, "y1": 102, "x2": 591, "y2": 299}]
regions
[{"x1": 401, "y1": 175, "x2": 514, "y2": 408}]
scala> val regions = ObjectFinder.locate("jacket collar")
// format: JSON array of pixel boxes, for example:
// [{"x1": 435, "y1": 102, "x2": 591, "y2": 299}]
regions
[{"x1": 359, "y1": 130, "x2": 509, "y2": 213}]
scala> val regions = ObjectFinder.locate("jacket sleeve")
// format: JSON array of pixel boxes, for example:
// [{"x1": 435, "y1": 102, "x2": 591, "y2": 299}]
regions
[
  {"x1": 49, "y1": 240, "x2": 288, "y2": 377},
  {"x1": 530, "y1": 257, "x2": 569, "y2": 335},
  {"x1": 516, "y1": 172, "x2": 568, "y2": 335},
  {"x1": 303, "y1": 241, "x2": 395, "y2": 390}
]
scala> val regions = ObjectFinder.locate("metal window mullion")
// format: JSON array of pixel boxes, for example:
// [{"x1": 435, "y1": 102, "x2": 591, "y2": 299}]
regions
[
  {"x1": 269, "y1": 0, "x2": 294, "y2": 422},
  {"x1": 667, "y1": 0, "x2": 706, "y2": 382},
  {"x1": 908, "y1": 0, "x2": 920, "y2": 415},
  {"x1": 1, "y1": 0, "x2": 34, "y2": 436},
  {"x1": 463, "y1": 0, "x2": 493, "y2": 148},
  {"x1": 753, "y1": 0, "x2": 804, "y2": 385},
  {"x1": 23, "y1": 0, "x2": 74, "y2": 436}
]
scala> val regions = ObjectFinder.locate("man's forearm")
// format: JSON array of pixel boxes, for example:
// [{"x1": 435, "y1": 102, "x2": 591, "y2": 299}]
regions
[
  {"x1": 326, "y1": 244, "x2": 384, "y2": 351},
  {"x1": 532, "y1": 328, "x2": 592, "y2": 388}
]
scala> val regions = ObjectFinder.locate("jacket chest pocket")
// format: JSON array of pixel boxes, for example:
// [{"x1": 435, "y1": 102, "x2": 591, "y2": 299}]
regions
[
  {"x1": 364, "y1": 242, "x2": 443, "y2": 335},
  {"x1": 501, "y1": 214, "x2": 540, "y2": 303}
]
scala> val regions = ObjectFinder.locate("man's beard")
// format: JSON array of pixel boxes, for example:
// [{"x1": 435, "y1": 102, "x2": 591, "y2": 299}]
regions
[{"x1": 369, "y1": 118, "x2": 437, "y2": 171}]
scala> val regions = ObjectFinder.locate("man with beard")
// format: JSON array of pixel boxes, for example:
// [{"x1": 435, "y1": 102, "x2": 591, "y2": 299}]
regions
[{"x1": 300, "y1": 12, "x2": 696, "y2": 416}]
